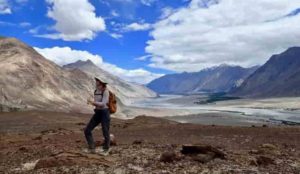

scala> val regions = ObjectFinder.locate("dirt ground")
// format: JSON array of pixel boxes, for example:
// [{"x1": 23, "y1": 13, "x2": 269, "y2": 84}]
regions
[{"x1": 0, "y1": 111, "x2": 299, "y2": 174}]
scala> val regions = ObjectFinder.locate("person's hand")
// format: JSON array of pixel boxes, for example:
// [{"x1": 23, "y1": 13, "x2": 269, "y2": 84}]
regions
[{"x1": 87, "y1": 98, "x2": 94, "y2": 105}]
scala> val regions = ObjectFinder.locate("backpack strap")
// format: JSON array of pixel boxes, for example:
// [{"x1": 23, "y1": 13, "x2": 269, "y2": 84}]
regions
[{"x1": 94, "y1": 89, "x2": 103, "y2": 96}]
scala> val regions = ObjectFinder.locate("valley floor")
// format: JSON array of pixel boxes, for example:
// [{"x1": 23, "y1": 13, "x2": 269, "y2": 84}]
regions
[{"x1": 0, "y1": 111, "x2": 300, "y2": 173}]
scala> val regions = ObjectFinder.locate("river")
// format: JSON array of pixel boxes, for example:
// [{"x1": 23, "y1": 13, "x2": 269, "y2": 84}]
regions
[{"x1": 131, "y1": 94, "x2": 300, "y2": 125}]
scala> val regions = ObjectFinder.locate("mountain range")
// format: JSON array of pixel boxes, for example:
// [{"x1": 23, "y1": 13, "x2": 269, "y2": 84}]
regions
[
  {"x1": 63, "y1": 59, "x2": 157, "y2": 105},
  {"x1": 230, "y1": 47, "x2": 300, "y2": 98},
  {"x1": 147, "y1": 65, "x2": 258, "y2": 94},
  {"x1": 147, "y1": 46, "x2": 300, "y2": 98},
  {"x1": 1, "y1": 37, "x2": 299, "y2": 113}
]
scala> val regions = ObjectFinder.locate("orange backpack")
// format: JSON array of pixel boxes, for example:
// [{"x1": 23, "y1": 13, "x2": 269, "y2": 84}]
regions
[
  {"x1": 94, "y1": 90, "x2": 117, "y2": 114},
  {"x1": 107, "y1": 90, "x2": 117, "y2": 114}
]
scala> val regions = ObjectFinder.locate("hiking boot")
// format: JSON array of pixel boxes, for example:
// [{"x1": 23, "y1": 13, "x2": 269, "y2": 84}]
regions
[
  {"x1": 95, "y1": 147, "x2": 105, "y2": 153},
  {"x1": 99, "y1": 149, "x2": 110, "y2": 156},
  {"x1": 82, "y1": 148, "x2": 96, "y2": 154}
]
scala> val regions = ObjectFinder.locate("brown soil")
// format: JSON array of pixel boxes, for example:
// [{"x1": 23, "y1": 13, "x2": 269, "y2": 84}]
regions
[{"x1": 0, "y1": 111, "x2": 299, "y2": 173}]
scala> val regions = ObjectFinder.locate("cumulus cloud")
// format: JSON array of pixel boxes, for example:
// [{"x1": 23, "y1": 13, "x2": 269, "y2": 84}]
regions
[
  {"x1": 110, "y1": 22, "x2": 153, "y2": 33},
  {"x1": 34, "y1": 47, "x2": 163, "y2": 84},
  {"x1": 146, "y1": 0, "x2": 300, "y2": 72},
  {"x1": 123, "y1": 22, "x2": 152, "y2": 32},
  {"x1": 100, "y1": 63, "x2": 163, "y2": 84},
  {"x1": 40, "y1": 0, "x2": 106, "y2": 41},
  {"x1": 160, "y1": 7, "x2": 176, "y2": 19},
  {"x1": 34, "y1": 47, "x2": 103, "y2": 66},
  {"x1": 0, "y1": 0, "x2": 11, "y2": 14}
]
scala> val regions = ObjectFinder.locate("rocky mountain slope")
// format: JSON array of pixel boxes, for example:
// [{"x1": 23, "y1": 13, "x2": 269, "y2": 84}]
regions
[
  {"x1": 63, "y1": 60, "x2": 157, "y2": 105},
  {"x1": 0, "y1": 37, "x2": 156, "y2": 113},
  {"x1": 147, "y1": 65, "x2": 258, "y2": 94},
  {"x1": 0, "y1": 37, "x2": 95, "y2": 113},
  {"x1": 231, "y1": 47, "x2": 300, "y2": 98}
]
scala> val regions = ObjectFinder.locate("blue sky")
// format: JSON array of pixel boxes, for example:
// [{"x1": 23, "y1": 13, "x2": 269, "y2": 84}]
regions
[
  {"x1": 0, "y1": 0, "x2": 189, "y2": 83},
  {"x1": 1, "y1": 0, "x2": 300, "y2": 84}
]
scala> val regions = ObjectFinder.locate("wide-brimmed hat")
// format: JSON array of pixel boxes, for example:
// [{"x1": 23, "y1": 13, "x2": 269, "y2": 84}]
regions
[{"x1": 94, "y1": 77, "x2": 108, "y2": 85}]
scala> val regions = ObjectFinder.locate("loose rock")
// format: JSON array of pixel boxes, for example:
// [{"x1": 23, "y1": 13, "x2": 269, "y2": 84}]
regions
[
  {"x1": 256, "y1": 155, "x2": 275, "y2": 166},
  {"x1": 160, "y1": 151, "x2": 179, "y2": 163},
  {"x1": 181, "y1": 144, "x2": 226, "y2": 159},
  {"x1": 192, "y1": 153, "x2": 215, "y2": 163}
]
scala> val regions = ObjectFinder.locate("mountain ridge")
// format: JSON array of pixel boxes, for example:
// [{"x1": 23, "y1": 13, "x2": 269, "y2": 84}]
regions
[
  {"x1": 147, "y1": 65, "x2": 258, "y2": 94},
  {"x1": 230, "y1": 47, "x2": 300, "y2": 98},
  {"x1": 0, "y1": 37, "x2": 94, "y2": 113},
  {"x1": 63, "y1": 59, "x2": 157, "y2": 105}
]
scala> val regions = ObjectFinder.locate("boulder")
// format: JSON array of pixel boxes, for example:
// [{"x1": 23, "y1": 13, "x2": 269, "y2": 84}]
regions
[
  {"x1": 181, "y1": 144, "x2": 226, "y2": 159},
  {"x1": 160, "y1": 151, "x2": 179, "y2": 163},
  {"x1": 18, "y1": 146, "x2": 30, "y2": 153},
  {"x1": 256, "y1": 155, "x2": 275, "y2": 166}
]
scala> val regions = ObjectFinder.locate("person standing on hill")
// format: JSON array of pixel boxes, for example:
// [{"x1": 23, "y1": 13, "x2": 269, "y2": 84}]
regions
[{"x1": 84, "y1": 77, "x2": 111, "y2": 156}]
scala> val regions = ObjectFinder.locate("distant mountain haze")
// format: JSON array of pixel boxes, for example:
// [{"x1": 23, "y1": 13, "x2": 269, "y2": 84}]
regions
[
  {"x1": 230, "y1": 47, "x2": 300, "y2": 98},
  {"x1": 147, "y1": 65, "x2": 258, "y2": 94}
]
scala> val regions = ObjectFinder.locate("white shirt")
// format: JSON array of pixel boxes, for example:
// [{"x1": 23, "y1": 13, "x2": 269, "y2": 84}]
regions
[{"x1": 94, "y1": 88, "x2": 109, "y2": 109}]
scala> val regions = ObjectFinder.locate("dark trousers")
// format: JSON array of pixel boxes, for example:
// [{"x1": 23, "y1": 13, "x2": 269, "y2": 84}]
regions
[{"x1": 84, "y1": 109, "x2": 110, "y2": 150}]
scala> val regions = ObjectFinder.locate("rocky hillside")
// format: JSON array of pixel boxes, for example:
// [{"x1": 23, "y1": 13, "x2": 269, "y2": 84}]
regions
[
  {"x1": 147, "y1": 65, "x2": 258, "y2": 94},
  {"x1": 63, "y1": 60, "x2": 157, "y2": 105},
  {"x1": 1, "y1": 111, "x2": 299, "y2": 173},
  {"x1": 0, "y1": 37, "x2": 95, "y2": 113},
  {"x1": 230, "y1": 47, "x2": 300, "y2": 98},
  {"x1": 0, "y1": 37, "x2": 156, "y2": 113}
]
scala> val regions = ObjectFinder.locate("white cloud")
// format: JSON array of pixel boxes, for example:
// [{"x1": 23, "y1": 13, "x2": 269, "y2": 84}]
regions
[
  {"x1": 141, "y1": 0, "x2": 156, "y2": 6},
  {"x1": 109, "y1": 32, "x2": 123, "y2": 39},
  {"x1": 135, "y1": 55, "x2": 152, "y2": 61},
  {"x1": 111, "y1": 22, "x2": 153, "y2": 33},
  {"x1": 0, "y1": 20, "x2": 14, "y2": 26},
  {"x1": 20, "y1": 22, "x2": 31, "y2": 27},
  {"x1": 0, "y1": 0, "x2": 11, "y2": 14},
  {"x1": 100, "y1": 63, "x2": 163, "y2": 84},
  {"x1": 99, "y1": 0, "x2": 110, "y2": 7},
  {"x1": 146, "y1": 0, "x2": 300, "y2": 72},
  {"x1": 41, "y1": 0, "x2": 106, "y2": 41},
  {"x1": 111, "y1": 10, "x2": 119, "y2": 17},
  {"x1": 34, "y1": 47, "x2": 103, "y2": 66},
  {"x1": 160, "y1": 7, "x2": 176, "y2": 19},
  {"x1": 123, "y1": 22, "x2": 152, "y2": 32},
  {"x1": 34, "y1": 47, "x2": 163, "y2": 84},
  {"x1": 29, "y1": 26, "x2": 42, "y2": 34},
  {"x1": 1, "y1": 21, "x2": 30, "y2": 28}
]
